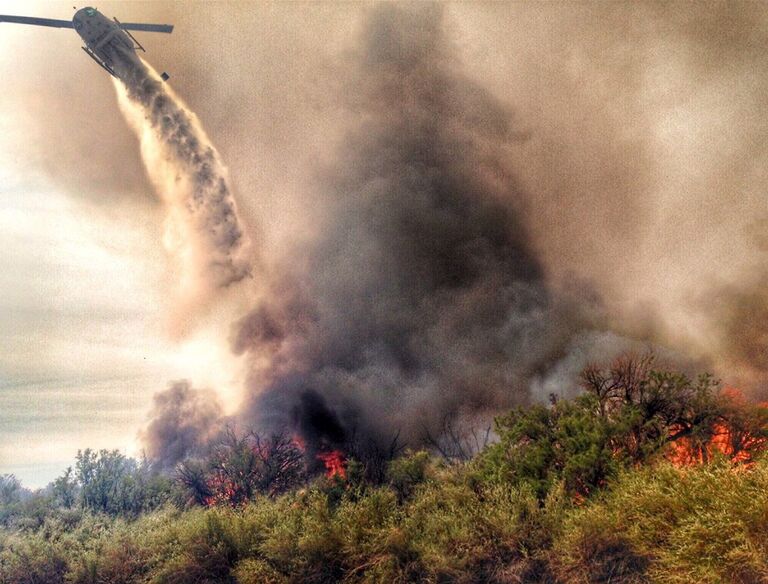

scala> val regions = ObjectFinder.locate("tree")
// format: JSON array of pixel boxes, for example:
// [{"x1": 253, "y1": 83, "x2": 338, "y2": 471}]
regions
[
  {"x1": 479, "y1": 394, "x2": 618, "y2": 499},
  {"x1": 52, "y1": 467, "x2": 77, "y2": 509},
  {"x1": 423, "y1": 412, "x2": 492, "y2": 462},
  {"x1": 74, "y1": 449, "x2": 171, "y2": 516},
  {"x1": 177, "y1": 459, "x2": 213, "y2": 507},
  {"x1": 0, "y1": 474, "x2": 22, "y2": 506},
  {"x1": 345, "y1": 429, "x2": 405, "y2": 484},
  {"x1": 582, "y1": 355, "x2": 726, "y2": 463}
]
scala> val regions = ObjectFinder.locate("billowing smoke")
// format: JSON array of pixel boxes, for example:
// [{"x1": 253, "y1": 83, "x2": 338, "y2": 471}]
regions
[
  {"x1": 141, "y1": 381, "x2": 223, "y2": 470},
  {"x1": 134, "y1": 2, "x2": 768, "y2": 465},
  {"x1": 231, "y1": 4, "x2": 577, "y2": 453},
  {"x1": 699, "y1": 276, "x2": 768, "y2": 392},
  {"x1": 292, "y1": 390, "x2": 348, "y2": 472},
  {"x1": 112, "y1": 52, "x2": 252, "y2": 333}
]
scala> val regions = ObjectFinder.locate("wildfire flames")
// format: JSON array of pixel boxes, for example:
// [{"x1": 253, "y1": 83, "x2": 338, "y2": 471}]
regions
[
  {"x1": 292, "y1": 434, "x2": 347, "y2": 480},
  {"x1": 666, "y1": 387, "x2": 768, "y2": 467},
  {"x1": 317, "y1": 450, "x2": 346, "y2": 479},
  {"x1": 203, "y1": 476, "x2": 239, "y2": 508},
  {"x1": 667, "y1": 424, "x2": 750, "y2": 466},
  {"x1": 190, "y1": 434, "x2": 348, "y2": 508}
]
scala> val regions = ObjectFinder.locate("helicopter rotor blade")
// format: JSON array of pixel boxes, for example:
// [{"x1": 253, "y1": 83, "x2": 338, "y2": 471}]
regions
[
  {"x1": 118, "y1": 22, "x2": 173, "y2": 34},
  {"x1": 0, "y1": 15, "x2": 74, "y2": 28}
]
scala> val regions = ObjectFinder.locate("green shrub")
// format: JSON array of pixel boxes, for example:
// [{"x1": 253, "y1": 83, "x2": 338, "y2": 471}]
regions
[
  {"x1": 386, "y1": 450, "x2": 431, "y2": 502},
  {"x1": 234, "y1": 558, "x2": 288, "y2": 584},
  {"x1": 0, "y1": 357, "x2": 767, "y2": 583},
  {"x1": 0, "y1": 534, "x2": 68, "y2": 584},
  {"x1": 477, "y1": 394, "x2": 619, "y2": 499},
  {"x1": 552, "y1": 458, "x2": 768, "y2": 583}
]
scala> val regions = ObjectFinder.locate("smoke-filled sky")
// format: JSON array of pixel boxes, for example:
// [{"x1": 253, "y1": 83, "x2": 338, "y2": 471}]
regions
[{"x1": 2, "y1": 1, "x2": 768, "y2": 486}]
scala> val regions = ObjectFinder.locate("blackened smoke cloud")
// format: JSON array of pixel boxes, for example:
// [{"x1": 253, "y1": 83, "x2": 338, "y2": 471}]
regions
[
  {"x1": 112, "y1": 54, "x2": 252, "y2": 332},
  {"x1": 139, "y1": 1, "x2": 768, "y2": 463},
  {"x1": 232, "y1": 4, "x2": 574, "y2": 451}
]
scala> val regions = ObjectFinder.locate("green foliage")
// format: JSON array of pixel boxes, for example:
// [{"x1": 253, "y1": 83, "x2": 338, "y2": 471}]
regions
[
  {"x1": 580, "y1": 355, "x2": 725, "y2": 463},
  {"x1": 386, "y1": 450, "x2": 432, "y2": 502},
  {"x1": 476, "y1": 355, "x2": 763, "y2": 500},
  {"x1": 2, "y1": 455, "x2": 768, "y2": 582},
  {"x1": 75, "y1": 449, "x2": 172, "y2": 517},
  {"x1": 551, "y1": 458, "x2": 768, "y2": 583},
  {"x1": 1, "y1": 357, "x2": 768, "y2": 582},
  {"x1": 477, "y1": 394, "x2": 619, "y2": 499},
  {"x1": 153, "y1": 511, "x2": 240, "y2": 583},
  {"x1": 0, "y1": 476, "x2": 21, "y2": 507},
  {"x1": 51, "y1": 467, "x2": 77, "y2": 509},
  {"x1": 0, "y1": 533, "x2": 68, "y2": 584}
]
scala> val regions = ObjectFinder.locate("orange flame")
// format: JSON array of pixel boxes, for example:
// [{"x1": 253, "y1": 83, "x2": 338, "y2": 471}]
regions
[
  {"x1": 666, "y1": 386, "x2": 768, "y2": 467},
  {"x1": 317, "y1": 450, "x2": 346, "y2": 479},
  {"x1": 203, "y1": 475, "x2": 240, "y2": 507}
]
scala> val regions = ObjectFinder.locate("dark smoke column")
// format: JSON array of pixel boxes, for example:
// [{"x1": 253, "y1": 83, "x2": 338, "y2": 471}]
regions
[{"x1": 233, "y1": 4, "x2": 565, "y2": 456}]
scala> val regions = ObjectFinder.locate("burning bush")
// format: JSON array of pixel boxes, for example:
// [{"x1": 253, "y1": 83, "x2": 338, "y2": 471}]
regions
[
  {"x1": 667, "y1": 387, "x2": 768, "y2": 465},
  {"x1": 477, "y1": 354, "x2": 768, "y2": 499},
  {"x1": 177, "y1": 429, "x2": 306, "y2": 507},
  {"x1": 317, "y1": 450, "x2": 346, "y2": 480}
]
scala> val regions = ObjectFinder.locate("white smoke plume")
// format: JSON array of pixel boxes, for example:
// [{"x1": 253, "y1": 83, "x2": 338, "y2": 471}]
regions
[{"x1": 113, "y1": 59, "x2": 252, "y2": 333}]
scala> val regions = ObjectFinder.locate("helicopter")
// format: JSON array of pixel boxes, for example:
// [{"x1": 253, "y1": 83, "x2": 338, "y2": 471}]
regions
[{"x1": 0, "y1": 6, "x2": 173, "y2": 80}]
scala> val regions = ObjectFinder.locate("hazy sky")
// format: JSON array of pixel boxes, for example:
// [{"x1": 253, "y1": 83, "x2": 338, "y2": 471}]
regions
[
  {"x1": 0, "y1": 1, "x2": 259, "y2": 486},
  {"x1": 2, "y1": 1, "x2": 768, "y2": 487},
  {"x1": 0, "y1": 0, "x2": 371, "y2": 487}
]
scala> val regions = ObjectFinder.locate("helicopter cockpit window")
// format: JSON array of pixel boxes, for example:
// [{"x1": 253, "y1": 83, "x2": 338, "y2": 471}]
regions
[{"x1": 85, "y1": 8, "x2": 96, "y2": 17}]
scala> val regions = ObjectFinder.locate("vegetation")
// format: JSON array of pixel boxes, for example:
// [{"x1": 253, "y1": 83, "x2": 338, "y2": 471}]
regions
[
  {"x1": 1, "y1": 355, "x2": 767, "y2": 583},
  {"x1": 177, "y1": 430, "x2": 306, "y2": 507}
]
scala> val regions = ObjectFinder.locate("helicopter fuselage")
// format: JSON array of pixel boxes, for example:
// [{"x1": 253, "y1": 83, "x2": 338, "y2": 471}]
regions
[
  {"x1": 73, "y1": 7, "x2": 137, "y2": 77},
  {"x1": 0, "y1": 6, "x2": 172, "y2": 80}
]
